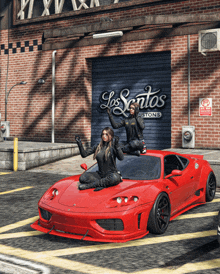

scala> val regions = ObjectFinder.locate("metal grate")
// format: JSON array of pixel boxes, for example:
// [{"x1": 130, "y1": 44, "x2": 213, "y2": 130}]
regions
[
  {"x1": 96, "y1": 219, "x2": 124, "y2": 231},
  {"x1": 201, "y1": 32, "x2": 217, "y2": 50},
  {"x1": 40, "y1": 208, "x2": 52, "y2": 221}
]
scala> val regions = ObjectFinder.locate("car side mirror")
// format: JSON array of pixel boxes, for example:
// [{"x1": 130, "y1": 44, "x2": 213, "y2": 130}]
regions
[
  {"x1": 165, "y1": 169, "x2": 182, "y2": 179},
  {"x1": 80, "y1": 163, "x2": 87, "y2": 171}
]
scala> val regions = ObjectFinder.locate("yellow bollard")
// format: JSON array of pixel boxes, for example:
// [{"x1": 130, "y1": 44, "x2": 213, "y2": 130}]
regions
[{"x1": 13, "y1": 137, "x2": 18, "y2": 172}]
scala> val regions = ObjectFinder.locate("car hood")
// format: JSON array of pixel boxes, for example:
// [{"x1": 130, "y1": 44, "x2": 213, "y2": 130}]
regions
[{"x1": 58, "y1": 177, "x2": 156, "y2": 208}]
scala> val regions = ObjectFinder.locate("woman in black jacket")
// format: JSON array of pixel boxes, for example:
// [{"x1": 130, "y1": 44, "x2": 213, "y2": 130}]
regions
[
  {"x1": 75, "y1": 127, "x2": 124, "y2": 190},
  {"x1": 107, "y1": 102, "x2": 147, "y2": 156}
]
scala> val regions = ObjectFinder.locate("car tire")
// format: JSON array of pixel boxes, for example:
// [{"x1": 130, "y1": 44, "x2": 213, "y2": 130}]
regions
[
  {"x1": 147, "y1": 192, "x2": 171, "y2": 234},
  {"x1": 206, "y1": 172, "x2": 216, "y2": 202},
  {"x1": 217, "y1": 211, "x2": 220, "y2": 245}
]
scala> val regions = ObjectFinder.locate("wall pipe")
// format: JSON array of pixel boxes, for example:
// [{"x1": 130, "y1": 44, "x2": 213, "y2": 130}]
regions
[
  {"x1": 4, "y1": 2, "x2": 11, "y2": 121},
  {"x1": 187, "y1": 35, "x2": 191, "y2": 126},
  {"x1": 52, "y1": 50, "x2": 57, "y2": 143}
]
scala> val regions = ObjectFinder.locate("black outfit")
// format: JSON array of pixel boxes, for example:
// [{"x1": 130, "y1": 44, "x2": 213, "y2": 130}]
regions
[
  {"x1": 76, "y1": 138, "x2": 124, "y2": 190},
  {"x1": 107, "y1": 107, "x2": 146, "y2": 155}
]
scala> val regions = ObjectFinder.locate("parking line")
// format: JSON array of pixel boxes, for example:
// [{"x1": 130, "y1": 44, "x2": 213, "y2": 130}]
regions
[
  {"x1": 0, "y1": 172, "x2": 12, "y2": 175},
  {"x1": 211, "y1": 198, "x2": 220, "y2": 203},
  {"x1": 134, "y1": 258, "x2": 220, "y2": 274},
  {"x1": 175, "y1": 211, "x2": 218, "y2": 220},
  {"x1": 0, "y1": 241, "x2": 219, "y2": 274},
  {"x1": 0, "y1": 244, "x2": 124, "y2": 274},
  {"x1": 41, "y1": 230, "x2": 217, "y2": 257},
  {"x1": 0, "y1": 231, "x2": 43, "y2": 240},
  {"x1": 0, "y1": 186, "x2": 33, "y2": 195},
  {"x1": 0, "y1": 216, "x2": 38, "y2": 234}
]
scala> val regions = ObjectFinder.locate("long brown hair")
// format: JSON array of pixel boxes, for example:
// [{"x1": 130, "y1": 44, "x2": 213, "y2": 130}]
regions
[
  {"x1": 93, "y1": 127, "x2": 114, "y2": 160},
  {"x1": 130, "y1": 102, "x2": 140, "y2": 109}
]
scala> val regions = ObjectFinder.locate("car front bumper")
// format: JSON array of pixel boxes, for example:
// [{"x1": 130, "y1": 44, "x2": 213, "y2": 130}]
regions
[{"x1": 31, "y1": 203, "x2": 152, "y2": 243}]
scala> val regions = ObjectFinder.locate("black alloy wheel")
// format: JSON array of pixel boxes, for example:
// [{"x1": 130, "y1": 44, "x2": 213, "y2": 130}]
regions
[
  {"x1": 206, "y1": 172, "x2": 216, "y2": 202},
  {"x1": 147, "y1": 192, "x2": 171, "y2": 234},
  {"x1": 217, "y1": 211, "x2": 220, "y2": 245}
]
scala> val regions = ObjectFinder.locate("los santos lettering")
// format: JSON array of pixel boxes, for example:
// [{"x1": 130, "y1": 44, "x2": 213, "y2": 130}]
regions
[{"x1": 100, "y1": 85, "x2": 167, "y2": 117}]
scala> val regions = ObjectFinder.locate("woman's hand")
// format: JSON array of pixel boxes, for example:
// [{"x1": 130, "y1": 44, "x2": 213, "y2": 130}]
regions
[
  {"x1": 75, "y1": 135, "x2": 81, "y2": 143},
  {"x1": 113, "y1": 136, "x2": 119, "y2": 148}
]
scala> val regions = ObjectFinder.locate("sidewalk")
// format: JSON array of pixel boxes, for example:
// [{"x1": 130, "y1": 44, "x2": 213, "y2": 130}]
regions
[
  {"x1": 28, "y1": 154, "x2": 96, "y2": 176},
  {"x1": 163, "y1": 148, "x2": 220, "y2": 164}
]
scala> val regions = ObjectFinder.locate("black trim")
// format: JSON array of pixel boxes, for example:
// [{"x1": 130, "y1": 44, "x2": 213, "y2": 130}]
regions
[{"x1": 0, "y1": 40, "x2": 42, "y2": 54}]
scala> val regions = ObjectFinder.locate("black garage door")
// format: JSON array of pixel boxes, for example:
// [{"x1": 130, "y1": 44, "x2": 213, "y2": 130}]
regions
[{"x1": 91, "y1": 51, "x2": 171, "y2": 150}]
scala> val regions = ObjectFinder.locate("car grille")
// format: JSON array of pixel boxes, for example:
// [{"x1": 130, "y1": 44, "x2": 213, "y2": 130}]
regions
[
  {"x1": 40, "y1": 208, "x2": 52, "y2": 221},
  {"x1": 96, "y1": 219, "x2": 124, "y2": 231}
]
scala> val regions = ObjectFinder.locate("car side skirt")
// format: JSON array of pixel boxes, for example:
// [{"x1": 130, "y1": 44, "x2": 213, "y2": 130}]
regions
[{"x1": 170, "y1": 202, "x2": 205, "y2": 221}]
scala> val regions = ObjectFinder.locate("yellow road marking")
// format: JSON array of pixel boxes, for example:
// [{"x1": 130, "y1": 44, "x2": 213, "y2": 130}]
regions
[
  {"x1": 211, "y1": 198, "x2": 220, "y2": 203},
  {"x1": 135, "y1": 258, "x2": 220, "y2": 274},
  {"x1": 176, "y1": 211, "x2": 218, "y2": 220},
  {"x1": 0, "y1": 242, "x2": 220, "y2": 274},
  {"x1": 0, "y1": 198, "x2": 219, "y2": 273},
  {"x1": 0, "y1": 186, "x2": 33, "y2": 195},
  {"x1": 0, "y1": 231, "x2": 43, "y2": 239},
  {"x1": 41, "y1": 230, "x2": 217, "y2": 257},
  {"x1": 0, "y1": 216, "x2": 38, "y2": 234},
  {"x1": 0, "y1": 244, "x2": 124, "y2": 274},
  {"x1": 0, "y1": 172, "x2": 12, "y2": 175}
]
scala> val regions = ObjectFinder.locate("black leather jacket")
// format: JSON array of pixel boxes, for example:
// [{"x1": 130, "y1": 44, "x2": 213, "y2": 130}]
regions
[
  {"x1": 77, "y1": 141, "x2": 124, "y2": 177},
  {"x1": 108, "y1": 109, "x2": 145, "y2": 142}
]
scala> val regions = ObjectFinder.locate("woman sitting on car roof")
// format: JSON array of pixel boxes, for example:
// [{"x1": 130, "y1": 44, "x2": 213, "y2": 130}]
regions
[
  {"x1": 106, "y1": 102, "x2": 147, "y2": 156},
  {"x1": 75, "y1": 127, "x2": 124, "y2": 191}
]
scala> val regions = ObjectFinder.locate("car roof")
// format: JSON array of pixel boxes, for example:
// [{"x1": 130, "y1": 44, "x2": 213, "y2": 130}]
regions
[{"x1": 144, "y1": 150, "x2": 180, "y2": 157}]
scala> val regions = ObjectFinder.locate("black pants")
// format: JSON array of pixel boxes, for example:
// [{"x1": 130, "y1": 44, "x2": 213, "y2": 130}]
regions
[
  {"x1": 121, "y1": 140, "x2": 144, "y2": 154},
  {"x1": 79, "y1": 171, "x2": 121, "y2": 188}
]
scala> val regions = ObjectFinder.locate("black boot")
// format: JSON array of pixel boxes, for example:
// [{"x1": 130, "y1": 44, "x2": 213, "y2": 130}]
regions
[
  {"x1": 121, "y1": 143, "x2": 131, "y2": 154},
  {"x1": 78, "y1": 180, "x2": 99, "y2": 190},
  {"x1": 129, "y1": 150, "x2": 140, "y2": 156},
  {"x1": 94, "y1": 186, "x2": 105, "y2": 191},
  {"x1": 78, "y1": 184, "x2": 92, "y2": 190}
]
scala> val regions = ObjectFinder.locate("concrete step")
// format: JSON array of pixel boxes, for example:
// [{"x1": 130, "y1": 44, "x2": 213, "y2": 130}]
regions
[{"x1": 0, "y1": 141, "x2": 79, "y2": 171}]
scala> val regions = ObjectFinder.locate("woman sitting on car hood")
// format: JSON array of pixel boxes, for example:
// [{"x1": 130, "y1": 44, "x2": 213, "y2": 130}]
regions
[{"x1": 75, "y1": 127, "x2": 124, "y2": 191}]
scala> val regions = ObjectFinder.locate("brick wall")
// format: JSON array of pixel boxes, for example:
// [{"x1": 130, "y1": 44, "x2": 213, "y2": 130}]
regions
[{"x1": 1, "y1": 0, "x2": 220, "y2": 148}]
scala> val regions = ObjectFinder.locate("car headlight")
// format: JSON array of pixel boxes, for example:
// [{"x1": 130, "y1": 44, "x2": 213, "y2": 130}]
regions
[
  {"x1": 108, "y1": 196, "x2": 139, "y2": 207},
  {"x1": 52, "y1": 189, "x2": 59, "y2": 196},
  {"x1": 42, "y1": 188, "x2": 59, "y2": 200}
]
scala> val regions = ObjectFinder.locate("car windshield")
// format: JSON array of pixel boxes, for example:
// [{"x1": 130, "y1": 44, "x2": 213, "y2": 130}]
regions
[{"x1": 86, "y1": 155, "x2": 161, "y2": 180}]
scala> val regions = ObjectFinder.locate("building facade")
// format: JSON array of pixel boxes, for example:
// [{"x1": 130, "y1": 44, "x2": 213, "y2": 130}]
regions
[{"x1": 0, "y1": 0, "x2": 220, "y2": 149}]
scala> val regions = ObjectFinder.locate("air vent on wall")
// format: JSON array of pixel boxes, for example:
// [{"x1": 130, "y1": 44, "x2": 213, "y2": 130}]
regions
[{"x1": 198, "y1": 29, "x2": 220, "y2": 53}]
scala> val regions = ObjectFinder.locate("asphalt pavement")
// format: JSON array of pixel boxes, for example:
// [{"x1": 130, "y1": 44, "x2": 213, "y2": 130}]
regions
[{"x1": 0, "y1": 149, "x2": 220, "y2": 273}]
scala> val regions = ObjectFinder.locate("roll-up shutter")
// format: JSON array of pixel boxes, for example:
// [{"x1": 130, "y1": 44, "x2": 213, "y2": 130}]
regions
[{"x1": 91, "y1": 51, "x2": 171, "y2": 150}]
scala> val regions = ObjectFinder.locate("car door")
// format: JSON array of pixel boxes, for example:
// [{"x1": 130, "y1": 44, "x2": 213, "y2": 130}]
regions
[{"x1": 163, "y1": 154, "x2": 194, "y2": 214}]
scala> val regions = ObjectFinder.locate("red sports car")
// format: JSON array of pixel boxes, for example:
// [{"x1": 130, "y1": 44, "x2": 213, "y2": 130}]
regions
[{"x1": 31, "y1": 150, "x2": 216, "y2": 243}]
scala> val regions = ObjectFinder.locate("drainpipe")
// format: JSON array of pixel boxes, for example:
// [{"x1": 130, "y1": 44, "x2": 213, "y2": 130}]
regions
[
  {"x1": 187, "y1": 35, "x2": 190, "y2": 126},
  {"x1": 52, "y1": 50, "x2": 57, "y2": 143}
]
